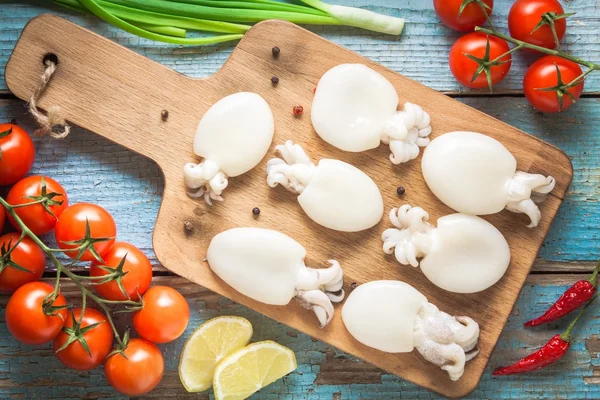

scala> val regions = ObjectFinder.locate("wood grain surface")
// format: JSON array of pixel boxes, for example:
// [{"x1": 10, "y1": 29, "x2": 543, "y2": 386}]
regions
[
  {"x1": 4, "y1": 15, "x2": 575, "y2": 398},
  {"x1": 1, "y1": 1, "x2": 599, "y2": 94},
  {"x1": 3, "y1": 274, "x2": 600, "y2": 400}
]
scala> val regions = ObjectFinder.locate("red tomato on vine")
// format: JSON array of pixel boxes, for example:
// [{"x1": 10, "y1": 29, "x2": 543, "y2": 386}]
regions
[
  {"x1": 524, "y1": 55, "x2": 584, "y2": 113},
  {"x1": 449, "y1": 32, "x2": 512, "y2": 89},
  {"x1": 104, "y1": 338, "x2": 164, "y2": 396},
  {"x1": 0, "y1": 123, "x2": 35, "y2": 186},
  {"x1": 5, "y1": 281, "x2": 67, "y2": 345},
  {"x1": 53, "y1": 308, "x2": 113, "y2": 371},
  {"x1": 133, "y1": 286, "x2": 190, "y2": 344},
  {"x1": 54, "y1": 203, "x2": 116, "y2": 262},
  {"x1": 7, "y1": 176, "x2": 69, "y2": 235},
  {"x1": 434, "y1": 0, "x2": 494, "y2": 32},
  {"x1": 0, "y1": 205, "x2": 5, "y2": 233},
  {"x1": 0, "y1": 233, "x2": 45, "y2": 293},
  {"x1": 508, "y1": 0, "x2": 570, "y2": 50},
  {"x1": 90, "y1": 242, "x2": 152, "y2": 301}
]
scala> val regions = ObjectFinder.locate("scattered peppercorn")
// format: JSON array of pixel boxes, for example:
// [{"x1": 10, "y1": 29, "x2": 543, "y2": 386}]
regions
[
  {"x1": 350, "y1": 282, "x2": 357, "y2": 290},
  {"x1": 292, "y1": 105, "x2": 304, "y2": 116},
  {"x1": 272, "y1": 46, "x2": 280, "y2": 57},
  {"x1": 252, "y1": 207, "x2": 261, "y2": 216},
  {"x1": 161, "y1": 109, "x2": 169, "y2": 121},
  {"x1": 396, "y1": 186, "x2": 406, "y2": 196},
  {"x1": 183, "y1": 220, "x2": 195, "y2": 235},
  {"x1": 271, "y1": 76, "x2": 279, "y2": 85}
]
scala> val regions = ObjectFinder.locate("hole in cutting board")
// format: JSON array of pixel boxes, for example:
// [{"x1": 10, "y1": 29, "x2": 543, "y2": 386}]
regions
[{"x1": 42, "y1": 52, "x2": 58, "y2": 66}]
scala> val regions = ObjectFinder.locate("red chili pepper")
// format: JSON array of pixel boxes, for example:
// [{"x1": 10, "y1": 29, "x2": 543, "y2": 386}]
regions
[
  {"x1": 524, "y1": 261, "x2": 598, "y2": 327},
  {"x1": 494, "y1": 297, "x2": 595, "y2": 376}
]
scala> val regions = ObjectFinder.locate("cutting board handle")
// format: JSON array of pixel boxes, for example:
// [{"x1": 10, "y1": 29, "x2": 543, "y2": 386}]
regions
[{"x1": 5, "y1": 14, "x2": 205, "y2": 163}]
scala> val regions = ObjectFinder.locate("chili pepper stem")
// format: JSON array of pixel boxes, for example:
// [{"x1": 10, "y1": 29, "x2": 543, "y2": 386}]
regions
[
  {"x1": 560, "y1": 296, "x2": 596, "y2": 342},
  {"x1": 589, "y1": 259, "x2": 600, "y2": 286}
]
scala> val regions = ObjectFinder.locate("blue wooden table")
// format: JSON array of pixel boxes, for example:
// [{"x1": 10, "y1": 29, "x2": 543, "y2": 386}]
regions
[{"x1": 1, "y1": 1, "x2": 599, "y2": 399}]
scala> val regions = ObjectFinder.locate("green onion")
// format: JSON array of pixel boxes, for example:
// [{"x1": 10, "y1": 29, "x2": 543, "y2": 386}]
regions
[
  {"x1": 132, "y1": 23, "x2": 187, "y2": 37},
  {"x1": 77, "y1": 0, "x2": 244, "y2": 44},
  {"x1": 163, "y1": 0, "x2": 328, "y2": 16},
  {"x1": 53, "y1": 0, "x2": 405, "y2": 45},
  {"x1": 103, "y1": 0, "x2": 341, "y2": 25},
  {"x1": 56, "y1": 0, "x2": 251, "y2": 33},
  {"x1": 300, "y1": 0, "x2": 404, "y2": 35}
]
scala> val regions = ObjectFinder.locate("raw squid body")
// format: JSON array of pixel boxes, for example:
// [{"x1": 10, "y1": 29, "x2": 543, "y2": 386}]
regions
[
  {"x1": 382, "y1": 204, "x2": 510, "y2": 293},
  {"x1": 206, "y1": 227, "x2": 344, "y2": 327},
  {"x1": 422, "y1": 131, "x2": 556, "y2": 227},
  {"x1": 267, "y1": 140, "x2": 384, "y2": 232},
  {"x1": 184, "y1": 92, "x2": 274, "y2": 204},
  {"x1": 342, "y1": 280, "x2": 480, "y2": 381},
  {"x1": 311, "y1": 64, "x2": 431, "y2": 164}
]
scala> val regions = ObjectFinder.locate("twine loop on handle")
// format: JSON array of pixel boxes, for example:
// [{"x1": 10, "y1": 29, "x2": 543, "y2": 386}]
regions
[{"x1": 28, "y1": 55, "x2": 70, "y2": 139}]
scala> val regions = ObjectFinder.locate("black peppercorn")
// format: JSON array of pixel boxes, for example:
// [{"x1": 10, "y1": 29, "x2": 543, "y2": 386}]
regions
[
  {"x1": 271, "y1": 76, "x2": 279, "y2": 85},
  {"x1": 272, "y1": 46, "x2": 280, "y2": 57},
  {"x1": 396, "y1": 186, "x2": 406, "y2": 196},
  {"x1": 161, "y1": 109, "x2": 169, "y2": 121},
  {"x1": 350, "y1": 282, "x2": 357, "y2": 290},
  {"x1": 252, "y1": 207, "x2": 260, "y2": 216}
]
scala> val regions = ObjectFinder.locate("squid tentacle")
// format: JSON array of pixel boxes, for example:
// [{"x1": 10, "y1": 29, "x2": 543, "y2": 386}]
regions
[
  {"x1": 296, "y1": 260, "x2": 345, "y2": 303},
  {"x1": 505, "y1": 171, "x2": 556, "y2": 227},
  {"x1": 266, "y1": 140, "x2": 316, "y2": 194},
  {"x1": 382, "y1": 205, "x2": 433, "y2": 267},
  {"x1": 183, "y1": 160, "x2": 229, "y2": 205},
  {"x1": 381, "y1": 102, "x2": 432, "y2": 165},
  {"x1": 413, "y1": 303, "x2": 480, "y2": 381},
  {"x1": 295, "y1": 289, "x2": 336, "y2": 328}
]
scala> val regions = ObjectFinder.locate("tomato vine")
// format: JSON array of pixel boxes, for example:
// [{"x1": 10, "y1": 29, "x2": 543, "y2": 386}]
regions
[{"x1": 0, "y1": 195, "x2": 141, "y2": 349}]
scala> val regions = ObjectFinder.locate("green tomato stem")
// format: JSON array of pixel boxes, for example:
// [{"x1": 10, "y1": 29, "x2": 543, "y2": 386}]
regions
[
  {"x1": 0, "y1": 195, "x2": 141, "y2": 349},
  {"x1": 476, "y1": 26, "x2": 600, "y2": 71}
]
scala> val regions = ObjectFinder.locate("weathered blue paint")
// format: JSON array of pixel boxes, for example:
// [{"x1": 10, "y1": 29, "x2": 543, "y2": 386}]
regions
[
  {"x1": 0, "y1": 276, "x2": 598, "y2": 399},
  {"x1": 0, "y1": 1, "x2": 599, "y2": 93},
  {"x1": 1, "y1": 97, "x2": 597, "y2": 263},
  {"x1": 1, "y1": 2, "x2": 599, "y2": 398}
]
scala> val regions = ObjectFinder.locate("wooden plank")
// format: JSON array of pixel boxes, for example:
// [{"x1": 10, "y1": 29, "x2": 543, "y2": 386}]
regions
[
  {"x1": 1, "y1": 94, "x2": 596, "y2": 266},
  {"x1": 0, "y1": 1, "x2": 599, "y2": 94},
  {"x1": 4, "y1": 16, "x2": 575, "y2": 397},
  {"x1": 0, "y1": 274, "x2": 598, "y2": 399}
]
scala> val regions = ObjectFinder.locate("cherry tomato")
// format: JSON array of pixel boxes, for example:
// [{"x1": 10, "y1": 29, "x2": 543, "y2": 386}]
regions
[
  {"x1": 54, "y1": 203, "x2": 116, "y2": 262},
  {"x1": 53, "y1": 308, "x2": 113, "y2": 371},
  {"x1": 7, "y1": 176, "x2": 69, "y2": 235},
  {"x1": 0, "y1": 204, "x2": 5, "y2": 233},
  {"x1": 5, "y1": 281, "x2": 67, "y2": 345},
  {"x1": 449, "y1": 32, "x2": 512, "y2": 89},
  {"x1": 90, "y1": 242, "x2": 152, "y2": 301},
  {"x1": 524, "y1": 55, "x2": 583, "y2": 113},
  {"x1": 509, "y1": 0, "x2": 567, "y2": 50},
  {"x1": 133, "y1": 286, "x2": 190, "y2": 344},
  {"x1": 434, "y1": 0, "x2": 493, "y2": 32},
  {"x1": 0, "y1": 123, "x2": 35, "y2": 186},
  {"x1": 104, "y1": 338, "x2": 164, "y2": 396},
  {"x1": 0, "y1": 233, "x2": 45, "y2": 293}
]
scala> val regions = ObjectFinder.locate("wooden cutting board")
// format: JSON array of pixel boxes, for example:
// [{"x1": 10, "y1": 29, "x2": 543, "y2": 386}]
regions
[{"x1": 6, "y1": 15, "x2": 573, "y2": 398}]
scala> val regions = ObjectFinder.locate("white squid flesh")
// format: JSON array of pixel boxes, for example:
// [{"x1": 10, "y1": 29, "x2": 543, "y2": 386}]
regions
[
  {"x1": 206, "y1": 227, "x2": 345, "y2": 327},
  {"x1": 184, "y1": 92, "x2": 274, "y2": 204},
  {"x1": 311, "y1": 64, "x2": 432, "y2": 164},
  {"x1": 342, "y1": 280, "x2": 480, "y2": 381},
  {"x1": 266, "y1": 140, "x2": 384, "y2": 232},
  {"x1": 382, "y1": 204, "x2": 510, "y2": 293},
  {"x1": 422, "y1": 131, "x2": 556, "y2": 228}
]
